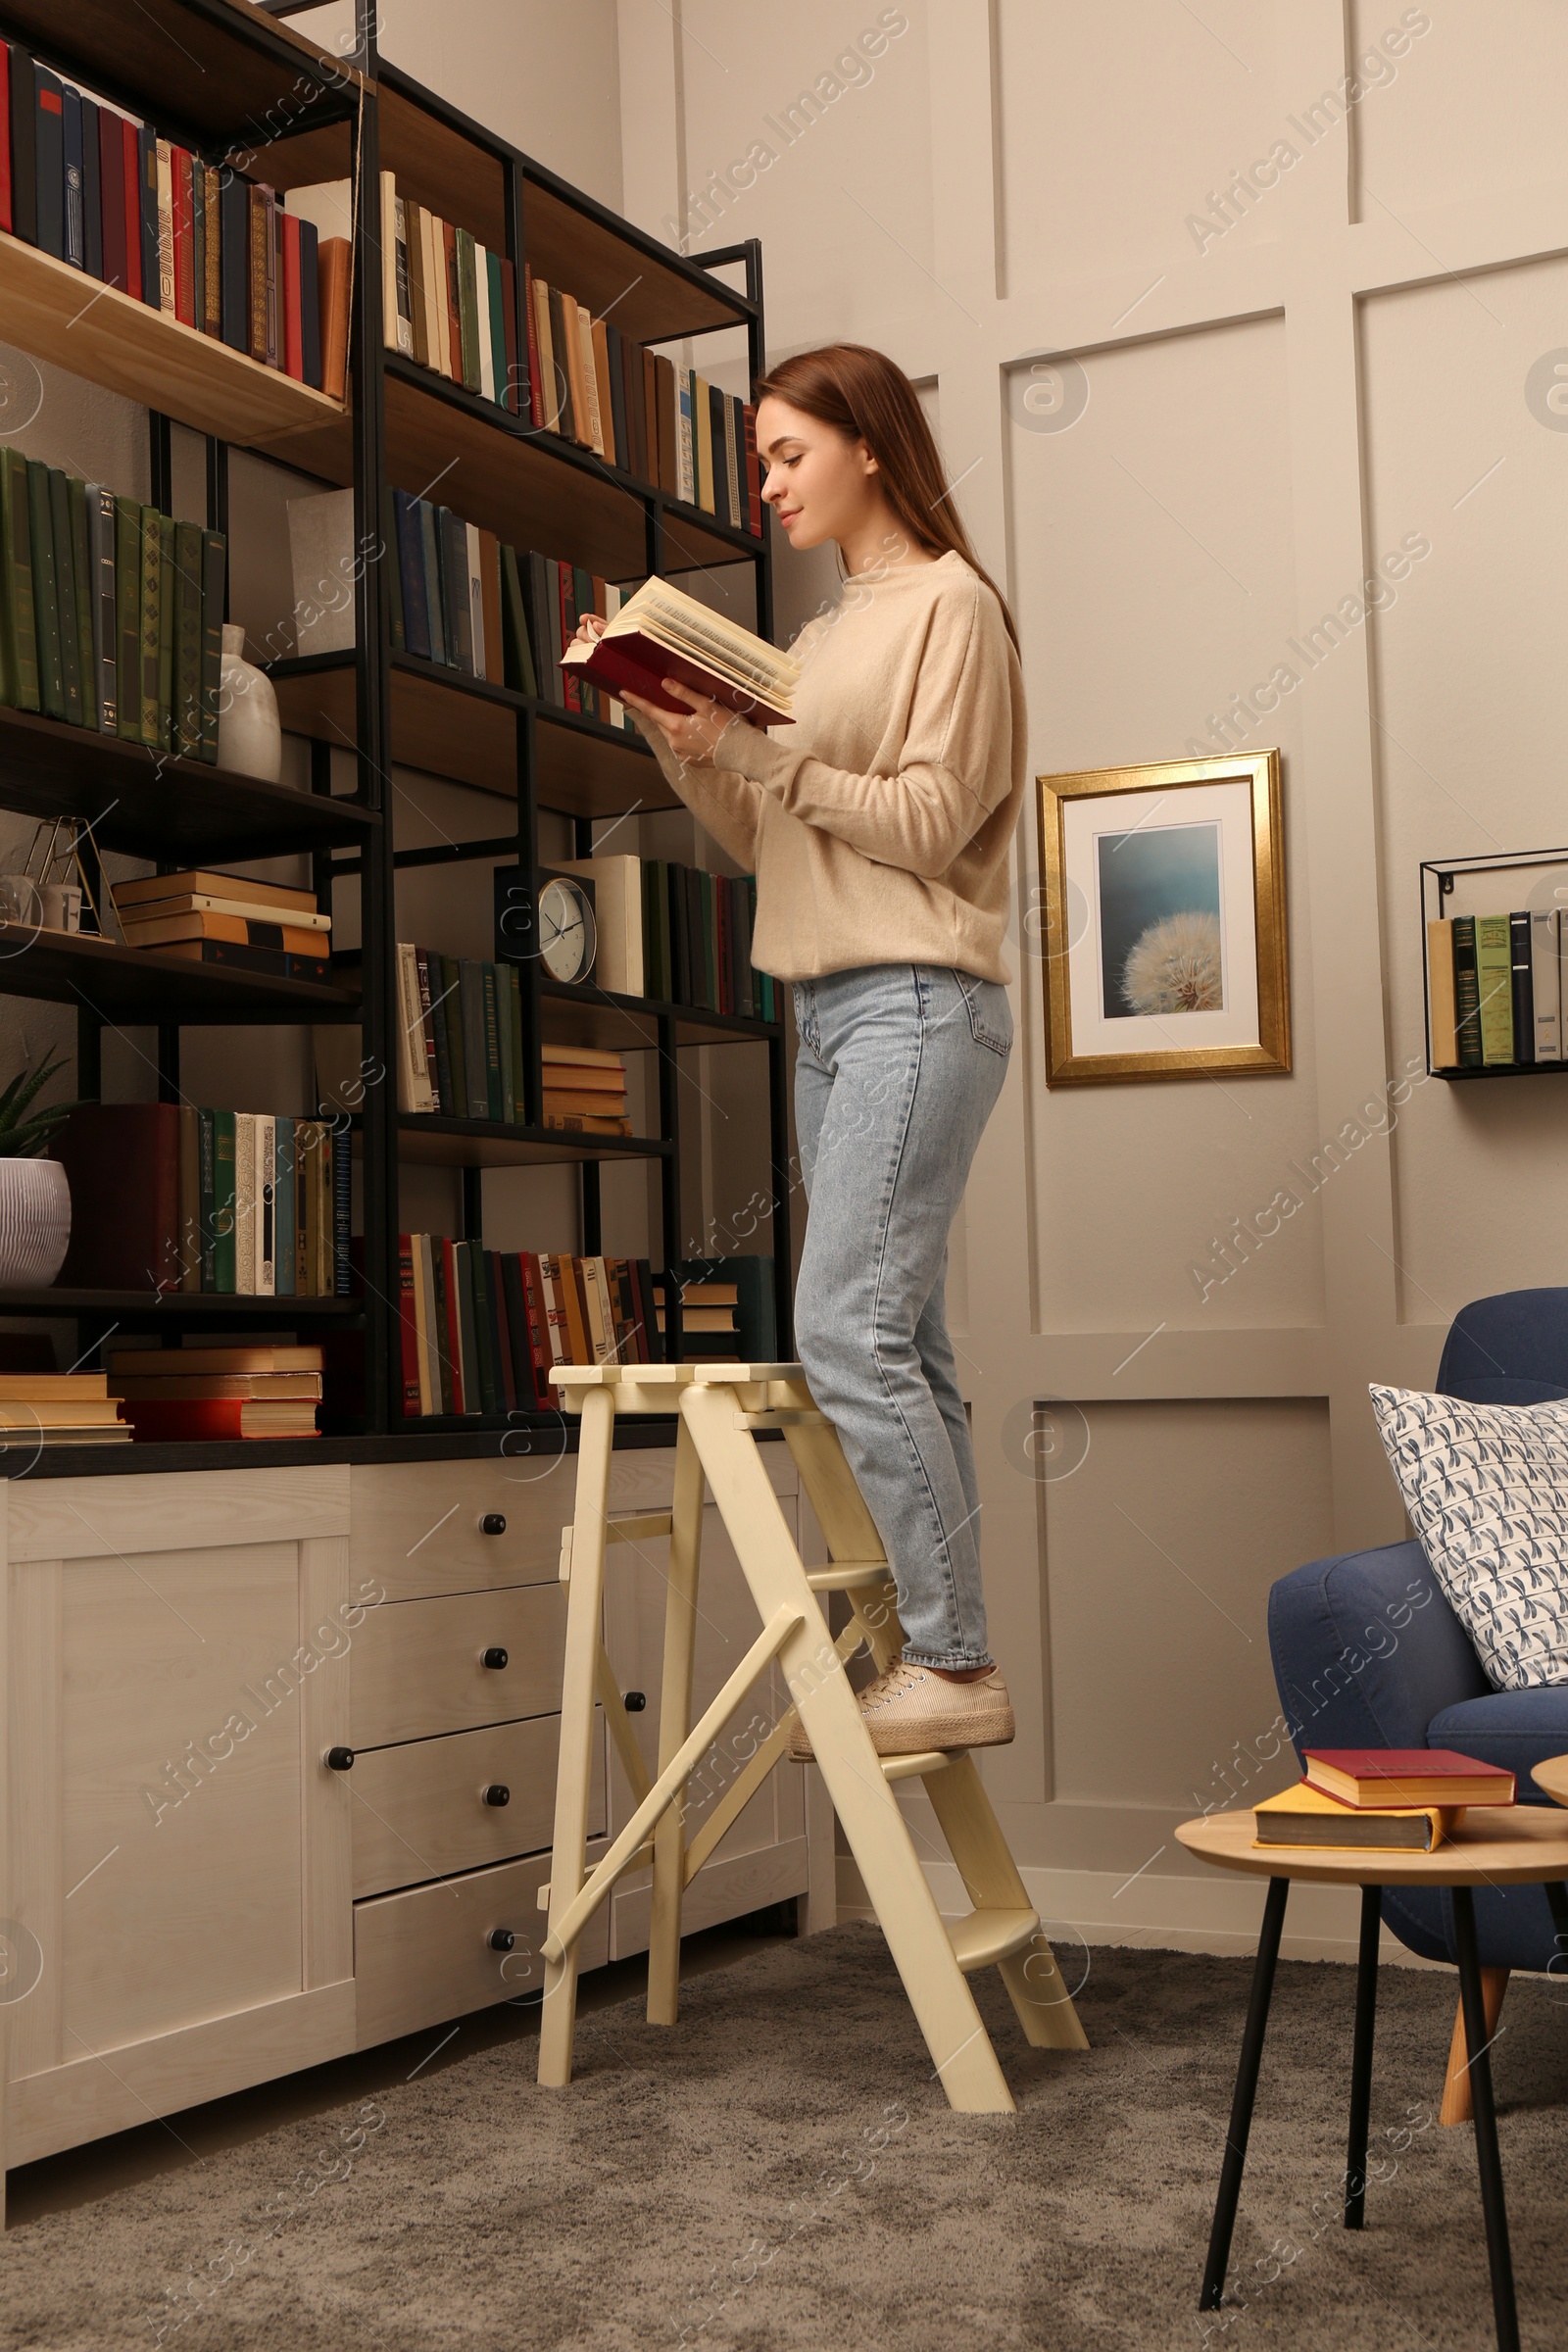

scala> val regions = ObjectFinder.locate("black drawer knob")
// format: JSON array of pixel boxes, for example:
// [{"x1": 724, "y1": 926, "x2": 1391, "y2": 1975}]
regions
[
  {"x1": 483, "y1": 1783, "x2": 511, "y2": 1807},
  {"x1": 480, "y1": 1513, "x2": 507, "y2": 1536},
  {"x1": 623, "y1": 1690, "x2": 647, "y2": 1713},
  {"x1": 325, "y1": 1745, "x2": 355, "y2": 1772},
  {"x1": 481, "y1": 1645, "x2": 509, "y2": 1670},
  {"x1": 486, "y1": 1928, "x2": 515, "y2": 1953}
]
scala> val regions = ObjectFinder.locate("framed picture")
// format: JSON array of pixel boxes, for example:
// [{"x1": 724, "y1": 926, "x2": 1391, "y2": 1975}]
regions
[{"x1": 1035, "y1": 750, "x2": 1289, "y2": 1086}]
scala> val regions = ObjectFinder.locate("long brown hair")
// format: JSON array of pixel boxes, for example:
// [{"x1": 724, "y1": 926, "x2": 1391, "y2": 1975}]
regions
[{"x1": 753, "y1": 343, "x2": 1019, "y2": 654}]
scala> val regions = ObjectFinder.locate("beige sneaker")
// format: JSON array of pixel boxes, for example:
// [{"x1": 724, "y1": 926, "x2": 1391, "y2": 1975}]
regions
[{"x1": 788, "y1": 1660, "x2": 1014, "y2": 1762}]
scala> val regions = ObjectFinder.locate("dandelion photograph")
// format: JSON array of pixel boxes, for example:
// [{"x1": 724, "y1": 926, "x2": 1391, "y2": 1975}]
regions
[
  {"x1": 1095, "y1": 822, "x2": 1225, "y2": 1019},
  {"x1": 1036, "y1": 751, "x2": 1290, "y2": 1086}
]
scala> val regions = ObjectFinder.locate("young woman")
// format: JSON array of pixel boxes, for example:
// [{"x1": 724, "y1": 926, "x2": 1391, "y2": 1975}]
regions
[{"x1": 569, "y1": 342, "x2": 1026, "y2": 1757}]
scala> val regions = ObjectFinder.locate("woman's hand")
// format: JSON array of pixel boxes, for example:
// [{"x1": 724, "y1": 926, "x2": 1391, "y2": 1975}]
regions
[{"x1": 619, "y1": 679, "x2": 752, "y2": 768}]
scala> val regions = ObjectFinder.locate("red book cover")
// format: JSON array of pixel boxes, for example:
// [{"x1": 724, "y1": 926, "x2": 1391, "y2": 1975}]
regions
[
  {"x1": 52, "y1": 1104, "x2": 181, "y2": 1292},
  {"x1": 397, "y1": 1233, "x2": 419, "y2": 1415},
  {"x1": 488, "y1": 1252, "x2": 517, "y2": 1412},
  {"x1": 1303, "y1": 1748, "x2": 1516, "y2": 1805},
  {"x1": 121, "y1": 117, "x2": 142, "y2": 300},
  {"x1": 0, "y1": 48, "x2": 11, "y2": 235},
  {"x1": 99, "y1": 106, "x2": 125, "y2": 292},
  {"x1": 556, "y1": 561, "x2": 580, "y2": 714},
  {"x1": 519, "y1": 1251, "x2": 553, "y2": 1395},
  {"x1": 118, "y1": 1398, "x2": 318, "y2": 1442},
  {"x1": 498, "y1": 252, "x2": 521, "y2": 416},
  {"x1": 171, "y1": 146, "x2": 194, "y2": 325},
  {"x1": 564, "y1": 631, "x2": 792, "y2": 729},
  {"x1": 440, "y1": 1237, "x2": 466, "y2": 1413},
  {"x1": 742, "y1": 403, "x2": 762, "y2": 535},
  {"x1": 280, "y1": 208, "x2": 303, "y2": 380}
]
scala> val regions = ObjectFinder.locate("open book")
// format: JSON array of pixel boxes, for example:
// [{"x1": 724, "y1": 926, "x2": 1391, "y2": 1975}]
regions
[{"x1": 560, "y1": 576, "x2": 800, "y2": 729}]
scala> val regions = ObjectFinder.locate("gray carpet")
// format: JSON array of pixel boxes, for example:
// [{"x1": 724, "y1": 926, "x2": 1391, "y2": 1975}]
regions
[{"x1": 3, "y1": 1924, "x2": 1567, "y2": 2349}]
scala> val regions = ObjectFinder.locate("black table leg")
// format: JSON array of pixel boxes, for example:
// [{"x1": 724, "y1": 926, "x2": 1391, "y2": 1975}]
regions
[
  {"x1": 1344, "y1": 1882, "x2": 1381, "y2": 2228},
  {"x1": 1200, "y1": 1875, "x2": 1291, "y2": 2311},
  {"x1": 1452, "y1": 1885, "x2": 1519, "y2": 2352}
]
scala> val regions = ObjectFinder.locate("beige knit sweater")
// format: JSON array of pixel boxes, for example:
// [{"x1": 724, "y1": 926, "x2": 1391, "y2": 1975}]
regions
[{"x1": 636, "y1": 549, "x2": 1027, "y2": 986}]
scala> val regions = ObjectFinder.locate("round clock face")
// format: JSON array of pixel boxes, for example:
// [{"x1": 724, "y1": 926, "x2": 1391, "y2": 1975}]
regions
[{"x1": 538, "y1": 877, "x2": 596, "y2": 983}]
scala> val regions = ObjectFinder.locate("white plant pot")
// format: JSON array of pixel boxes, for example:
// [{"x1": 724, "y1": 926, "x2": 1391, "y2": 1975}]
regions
[
  {"x1": 0, "y1": 1158, "x2": 71, "y2": 1287},
  {"x1": 217, "y1": 623, "x2": 283, "y2": 782}
]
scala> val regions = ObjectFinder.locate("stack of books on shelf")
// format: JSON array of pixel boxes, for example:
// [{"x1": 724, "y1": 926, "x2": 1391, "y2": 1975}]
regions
[
  {"x1": 52, "y1": 1102, "x2": 349, "y2": 1297},
  {"x1": 1428, "y1": 907, "x2": 1564, "y2": 1070},
  {"x1": 652, "y1": 1257, "x2": 777, "y2": 1364},
  {"x1": 542, "y1": 1042, "x2": 629, "y2": 1135},
  {"x1": 0, "y1": 1368, "x2": 128, "y2": 1446},
  {"x1": 521, "y1": 262, "x2": 761, "y2": 532},
  {"x1": 1253, "y1": 1747, "x2": 1515, "y2": 1853},
  {"x1": 379, "y1": 172, "x2": 518, "y2": 414},
  {"x1": 397, "y1": 1244, "x2": 660, "y2": 1416},
  {"x1": 113, "y1": 870, "x2": 331, "y2": 983},
  {"x1": 0, "y1": 43, "x2": 350, "y2": 394},
  {"x1": 108, "y1": 1344, "x2": 322, "y2": 1442},
  {"x1": 0, "y1": 455, "x2": 226, "y2": 756},
  {"x1": 394, "y1": 947, "x2": 528, "y2": 1121}
]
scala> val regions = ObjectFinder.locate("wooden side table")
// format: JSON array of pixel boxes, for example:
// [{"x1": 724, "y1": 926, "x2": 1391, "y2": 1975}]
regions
[{"x1": 1177, "y1": 1805, "x2": 1568, "y2": 2352}]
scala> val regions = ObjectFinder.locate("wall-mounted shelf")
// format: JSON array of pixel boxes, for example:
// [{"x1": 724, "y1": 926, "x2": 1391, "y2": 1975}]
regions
[{"x1": 1422, "y1": 849, "x2": 1568, "y2": 1078}]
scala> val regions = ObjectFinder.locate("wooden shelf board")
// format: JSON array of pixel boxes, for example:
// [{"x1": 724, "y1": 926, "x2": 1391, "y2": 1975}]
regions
[
  {"x1": 269, "y1": 653, "x2": 674, "y2": 816},
  {"x1": 378, "y1": 78, "x2": 510, "y2": 252},
  {"x1": 522, "y1": 176, "x2": 749, "y2": 346},
  {"x1": 0, "y1": 704, "x2": 376, "y2": 863},
  {"x1": 388, "y1": 1116, "x2": 670, "y2": 1169},
  {"x1": 0, "y1": 1288, "x2": 361, "y2": 1317},
  {"x1": 0, "y1": 230, "x2": 346, "y2": 448},
  {"x1": 0, "y1": 927, "x2": 361, "y2": 1022},
  {"x1": 541, "y1": 982, "x2": 779, "y2": 1052},
  {"x1": 0, "y1": 0, "x2": 363, "y2": 150}
]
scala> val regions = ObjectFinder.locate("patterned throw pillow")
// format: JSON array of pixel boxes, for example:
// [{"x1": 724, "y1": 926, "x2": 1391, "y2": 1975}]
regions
[{"x1": 1369, "y1": 1384, "x2": 1568, "y2": 1690}]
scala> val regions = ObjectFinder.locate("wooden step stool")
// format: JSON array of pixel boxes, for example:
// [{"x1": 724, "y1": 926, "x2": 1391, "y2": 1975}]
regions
[{"x1": 537, "y1": 1361, "x2": 1089, "y2": 2112}]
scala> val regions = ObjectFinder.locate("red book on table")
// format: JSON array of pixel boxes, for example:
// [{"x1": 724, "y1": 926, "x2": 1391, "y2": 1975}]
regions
[
  {"x1": 280, "y1": 208, "x2": 303, "y2": 380},
  {"x1": 1303, "y1": 1749, "x2": 1516, "y2": 1808}
]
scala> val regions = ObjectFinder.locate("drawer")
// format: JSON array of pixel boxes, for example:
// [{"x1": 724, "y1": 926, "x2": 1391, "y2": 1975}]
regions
[
  {"x1": 352, "y1": 1585, "x2": 569, "y2": 1746},
  {"x1": 349, "y1": 1461, "x2": 563, "y2": 1601},
  {"x1": 354, "y1": 1841, "x2": 611, "y2": 2049},
  {"x1": 349, "y1": 1712, "x2": 605, "y2": 1898}
]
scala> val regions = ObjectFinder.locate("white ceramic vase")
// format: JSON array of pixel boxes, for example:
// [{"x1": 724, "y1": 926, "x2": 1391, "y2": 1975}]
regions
[
  {"x1": 217, "y1": 623, "x2": 283, "y2": 782},
  {"x1": 0, "y1": 1158, "x2": 72, "y2": 1287}
]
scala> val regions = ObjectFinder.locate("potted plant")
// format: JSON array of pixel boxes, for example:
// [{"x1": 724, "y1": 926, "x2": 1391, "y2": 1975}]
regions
[{"x1": 0, "y1": 1051, "x2": 79, "y2": 1286}]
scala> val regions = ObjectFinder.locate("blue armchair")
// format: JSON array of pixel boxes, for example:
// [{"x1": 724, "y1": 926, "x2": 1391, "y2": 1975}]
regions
[{"x1": 1268, "y1": 1289, "x2": 1568, "y2": 1978}]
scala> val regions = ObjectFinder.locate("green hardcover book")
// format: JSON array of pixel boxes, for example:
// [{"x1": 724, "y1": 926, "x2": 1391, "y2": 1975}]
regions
[
  {"x1": 157, "y1": 514, "x2": 175, "y2": 753},
  {"x1": 655, "y1": 858, "x2": 673, "y2": 1001},
  {"x1": 479, "y1": 960, "x2": 503, "y2": 1121},
  {"x1": 0, "y1": 449, "x2": 39, "y2": 711},
  {"x1": 68, "y1": 475, "x2": 96, "y2": 729},
  {"x1": 212, "y1": 1109, "x2": 237, "y2": 1294},
  {"x1": 455, "y1": 226, "x2": 480, "y2": 392},
  {"x1": 1451, "y1": 914, "x2": 1483, "y2": 1068},
  {"x1": 494, "y1": 959, "x2": 514, "y2": 1125},
  {"x1": 115, "y1": 497, "x2": 141, "y2": 740},
  {"x1": 198, "y1": 1108, "x2": 216, "y2": 1289},
  {"x1": 138, "y1": 505, "x2": 163, "y2": 749},
  {"x1": 467, "y1": 1241, "x2": 498, "y2": 1412},
  {"x1": 48, "y1": 469, "x2": 82, "y2": 725},
  {"x1": 454, "y1": 1240, "x2": 482, "y2": 1410},
  {"x1": 499, "y1": 544, "x2": 537, "y2": 695},
  {"x1": 419, "y1": 501, "x2": 446, "y2": 664},
  {"x1": 439, "y1": 954, "x2": 466, "y2": 1121},
  {"x1": 27, "y1": 460, "x2": 65, "y2": 720},
  {"x1": 1475, "y1": 914, "x2": 1514, "y2": 1064},
  {"x1": 198, "y1": 529, "x2": 225, "y2": 764},
  {"x1": 509, "y1": 965, "x2": 525, "y2": 1119},
  {"x1": 698, "y1": 868, "x2": 717, "y2": 1009},
  {"x1": 173, "y1": 519, "x2": 203, "y2": 760},
  {"x1": 486, "y1": 248, "x2": 507, "y2": 409}
]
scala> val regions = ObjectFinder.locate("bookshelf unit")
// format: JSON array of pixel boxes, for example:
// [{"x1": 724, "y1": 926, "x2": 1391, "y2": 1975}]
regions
[
  {"x1": 1422, "y1": 849, "x2": 1568, "y2": 1078},
  {"x1": 0, "y1": 0, "x2": 791, "y2": 1463}
]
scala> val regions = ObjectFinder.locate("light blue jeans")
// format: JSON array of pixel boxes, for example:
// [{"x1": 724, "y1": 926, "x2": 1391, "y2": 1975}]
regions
[{"x1": 791, "y1": 962, "x2": 1012, "y2": 1670}]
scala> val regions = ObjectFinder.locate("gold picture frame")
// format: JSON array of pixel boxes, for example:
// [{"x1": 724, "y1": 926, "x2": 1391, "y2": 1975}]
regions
[{"x1": 1036, "y1": 750, "x2": 1289, "y2": 1086}]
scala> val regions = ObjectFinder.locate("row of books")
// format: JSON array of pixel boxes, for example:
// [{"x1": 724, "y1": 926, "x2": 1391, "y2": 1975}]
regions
[
  {"x1": 521, "y1": 263, "x2": 762, "y2": 533},
  {"x1": 1427, "y1": 909, "x2": 1566, "y2": 1069},
  {"x1": 112, "y1": 867, "x2": 330, "y2": 985},
  {"x1": 1252, "y1": 1747, "x2": 1514, "y2": 1854},
  {"x1": 554, "y1": 854, "x2": 775, "y2": 1019},
  {"x1": 0, "y1": 44, "x2": 348, "y2": 395},
  {"x1": 381, "y1": 173, "x2": 518, "y2": 415},
  {"x1": 108, "y1": 1344, "x2": 322, "y2": 1443},
  {"x1": 397, "y1": 1245, "x2": 659, "y2": 1417},
  {"x1": 0, "y1": 454, "x2": 226, "y2": 757},
  {"x1": 51, "y1": 1102, "x2": 350, "y2": 1298},
  {"x1": 393, "y1": 950, "x2": 632, "y2": 1133},
  {"x1": 0, "y1": 1368, "x2": 128, "y2": 1446}
]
